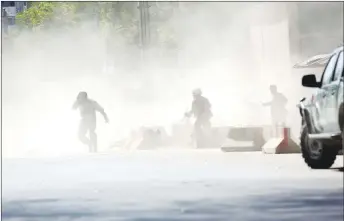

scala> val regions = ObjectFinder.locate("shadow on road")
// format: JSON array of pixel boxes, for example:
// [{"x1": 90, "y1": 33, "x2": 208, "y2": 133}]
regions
[
  {"x1": 2, "y1": 198, "x2": 98, "y2": 220},
  {"x1": 331, "y1": 167, "x2": 344, "y2": 172},
  {"x1": 2, "y1": 188, "x2": 343, "y2": 221}
]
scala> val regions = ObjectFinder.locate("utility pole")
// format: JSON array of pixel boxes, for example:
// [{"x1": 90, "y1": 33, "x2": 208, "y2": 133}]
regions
[{"x1": 138, "y1": 1, "x2": 151, "y2": 65}]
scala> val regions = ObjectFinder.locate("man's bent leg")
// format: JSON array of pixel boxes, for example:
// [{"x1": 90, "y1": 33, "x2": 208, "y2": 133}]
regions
[
  {"x1": 89, "y1": 130, "x2": 98, "y2": 153},
  {"x1": 89, "y1": 120, "x2": 97, "y2": 153},
  {"x1": 78, "y1": 120, "x2": 90, "y2": 146},
  {"x1": 203, "y1": 119, "x2": 211, "y2": 134},
  {"x1": 202, "y1": 119, "x2": 212, "y2": 146},
  {"x1": 194, "y1": 118, "x2": 204, "y2": 148}
]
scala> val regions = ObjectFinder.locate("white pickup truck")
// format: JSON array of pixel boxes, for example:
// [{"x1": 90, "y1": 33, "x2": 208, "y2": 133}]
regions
[{"x1": 298, "y1": 46, "x2": 343, "y2": 169}]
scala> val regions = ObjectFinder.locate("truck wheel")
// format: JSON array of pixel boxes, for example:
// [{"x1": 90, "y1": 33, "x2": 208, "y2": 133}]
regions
[{"x1": 300, "y1": 126, "x2": 337, "y2": 169}]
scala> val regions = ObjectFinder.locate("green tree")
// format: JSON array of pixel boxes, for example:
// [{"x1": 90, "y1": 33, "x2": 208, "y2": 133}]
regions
[
  {"x1": 15, "y1": 1, "x2": 177, "y2": 48},
  {"x1": 16, "y1": 2, "x2": 56, "y2": 29}
]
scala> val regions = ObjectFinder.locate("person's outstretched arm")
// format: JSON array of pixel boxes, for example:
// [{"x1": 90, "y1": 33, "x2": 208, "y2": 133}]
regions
[
  {"x1": 185, "y1": 101, "x2": 196, "y2": 118},
  {"x1": 262, "y1": 101, "x2": 272, "y2": 106},
  {"x1": 72, "y1": 100, "x2": 79, "y2": 110},
  {"x1": 94, "y1": 101, "x2": 109, "y2": 123}
]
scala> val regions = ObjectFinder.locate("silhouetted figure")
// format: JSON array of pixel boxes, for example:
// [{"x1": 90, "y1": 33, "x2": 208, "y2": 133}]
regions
[
  {"x1": 73, "y1": 92, "x2": 109, "y2": 152},
  {"x1": 262, "y1": 85, "x2": 288, "y2": 136},
  {"x1": 185, "y1": 88, "x2": 213, "y2": 148}
]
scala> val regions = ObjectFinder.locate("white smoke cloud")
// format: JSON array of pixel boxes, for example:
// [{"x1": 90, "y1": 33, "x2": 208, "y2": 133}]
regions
[{"x1": 2, "y1": 2, "x2": 343, "y2": 157}]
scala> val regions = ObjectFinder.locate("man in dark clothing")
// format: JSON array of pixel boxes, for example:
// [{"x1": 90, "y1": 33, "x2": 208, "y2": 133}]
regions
[
  {"x1": 185, "y1": 88, "x2": 213, "y2": 148},
  {"x1": 73, "y1": 92, "x2": 109, "y2": 152}
]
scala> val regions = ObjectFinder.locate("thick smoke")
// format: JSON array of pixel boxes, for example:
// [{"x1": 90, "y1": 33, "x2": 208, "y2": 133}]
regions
[{"x1": 2, "y1": 2, "x2": 343, "y2": 157}]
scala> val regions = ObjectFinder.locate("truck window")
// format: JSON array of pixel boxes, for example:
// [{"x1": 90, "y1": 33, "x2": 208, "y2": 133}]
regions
[
  {"x1": 321, "y1": 54, "x2": 338, "y2": 86},
  {"x1": 333, "y1": 51, "x2": 343, "y2": 81}
]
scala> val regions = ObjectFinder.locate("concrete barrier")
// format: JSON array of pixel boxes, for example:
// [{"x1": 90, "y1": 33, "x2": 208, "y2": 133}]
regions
[
  {"x1": 221, "y1": 126, "x2": 265, "y2": 152},
  {"x1": 221, "y1": 140, "x2": 261, "y2": 152},
  {"x1": 208, "y1": 126, "x2": 231, "y2": 147},
  {"x1": 262, "y1": 127, "x2": 300, "y2": 154},
  {"x1": 170, "y1": 125, "x2": 231, "y2": 149},
  {"x1": 220, "y1": 126, "x2": 300, "y2": 154}
]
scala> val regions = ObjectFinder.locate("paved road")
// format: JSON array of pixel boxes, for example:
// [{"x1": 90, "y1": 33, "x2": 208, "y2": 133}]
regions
[{"x1": 2, "y1": 150, "x2": 343, "y2": 221}]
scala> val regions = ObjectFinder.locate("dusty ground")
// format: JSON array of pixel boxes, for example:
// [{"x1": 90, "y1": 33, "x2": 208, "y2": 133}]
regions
[{"x1": 2, "y1": 150, "x2": 343, "y2": 221}]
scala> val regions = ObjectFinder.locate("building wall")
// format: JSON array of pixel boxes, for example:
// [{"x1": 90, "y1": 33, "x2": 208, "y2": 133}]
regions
[
  {"x1": 15, "y1": 1, "x2": 27, "y2": 13},
  {"x1": 289, "y1": 2, "x2": 343, "y2": 59},
  {"x1": 1, "y1": 1, "x2": 27, "y2": 32}
]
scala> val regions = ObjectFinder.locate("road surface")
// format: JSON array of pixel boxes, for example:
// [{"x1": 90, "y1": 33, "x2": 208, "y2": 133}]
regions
[{"x1": 2, "y1": 150, "x2": 343, "y2": 221}]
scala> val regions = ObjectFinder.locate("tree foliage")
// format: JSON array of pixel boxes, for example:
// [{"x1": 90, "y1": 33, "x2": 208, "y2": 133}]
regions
[
  {"x1": 16, "y1": 3, "x2": 138, "y2": 38},
  {"x1": 16, "y1": 2, "x2": 56, "y2": 29},
  {"x1": 15, "y1": 2, "x2": 177, "y2": 49}
]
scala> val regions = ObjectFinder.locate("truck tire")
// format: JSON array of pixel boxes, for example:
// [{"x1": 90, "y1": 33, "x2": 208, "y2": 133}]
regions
[{"x1": 300, "y1": 125, "x2": 337, "y2": 169}]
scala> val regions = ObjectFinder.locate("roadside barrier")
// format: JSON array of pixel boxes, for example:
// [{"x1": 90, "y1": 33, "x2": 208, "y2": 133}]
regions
[
  {"x1": 261, "y1": 127, "x2": 300, "y2": 154},
  {"x1": 221, "y1": 126, "x2": 265, "y2": 152}
]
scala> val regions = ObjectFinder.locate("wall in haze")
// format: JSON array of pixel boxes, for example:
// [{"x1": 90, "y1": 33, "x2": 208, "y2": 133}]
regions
[{"x1": 289, "y1": 2, "x2": 343, "y2": 60}]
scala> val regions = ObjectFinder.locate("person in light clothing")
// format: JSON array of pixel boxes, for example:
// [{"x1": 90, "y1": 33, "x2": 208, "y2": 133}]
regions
[
  {"x1": 73, "y1": 91, "x2": 109, "y2": 152},
  {"x1": 262, "y1": 85, "x2": 288, "y2": 136}
]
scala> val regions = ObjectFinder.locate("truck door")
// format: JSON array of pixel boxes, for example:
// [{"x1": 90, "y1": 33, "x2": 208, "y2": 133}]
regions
[
  {"x1": 324, "y1": 50, "x2": 343, "y2": 132},
  {"x1": 317, "y1": 53, "x2": 339, "y2": 132}
]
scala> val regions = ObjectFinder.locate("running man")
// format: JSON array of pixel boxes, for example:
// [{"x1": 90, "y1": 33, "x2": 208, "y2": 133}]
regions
[{"x1": 72, "y1": 91, "x2": 109, "y2": 152}]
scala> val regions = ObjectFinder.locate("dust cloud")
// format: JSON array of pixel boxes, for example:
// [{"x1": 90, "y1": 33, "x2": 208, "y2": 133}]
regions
[{"x1": 2, "y1": 2, "x2": 342, "y2": 158}]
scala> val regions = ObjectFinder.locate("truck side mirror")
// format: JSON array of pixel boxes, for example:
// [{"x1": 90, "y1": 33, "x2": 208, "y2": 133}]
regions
[{"x1": 302, "y1": 74, "x2": 320, "y2": 88}]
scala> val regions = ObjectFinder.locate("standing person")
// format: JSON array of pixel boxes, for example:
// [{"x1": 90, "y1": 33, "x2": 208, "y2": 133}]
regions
[
  {"x1": 185, "y1": 88, "x2": 213, "y2": 148},
  {"x1": 72, "y1": 92, "x2": 109, "y2": 152},
  {"x1": 262, "y1": 85, "x2": 288, "y2": 136}
]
